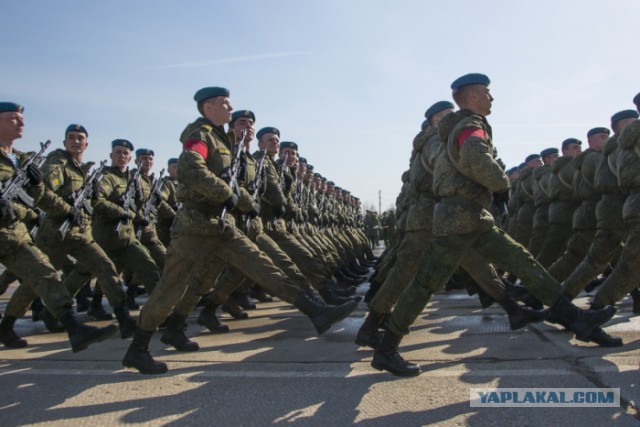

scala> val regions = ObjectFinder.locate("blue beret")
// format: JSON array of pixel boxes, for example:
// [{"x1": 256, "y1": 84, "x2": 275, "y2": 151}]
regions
[
  {"x1": 257, "y1": 127, "x2": 280, "y2": 140},
  {"x1": 0, "y1": 102, "x2": 23, "y2": 113},
  {"x1": 135, "y1": 148, "x2": 154, "y2": 157},
  {"x1": 424, "y1": 100, "x2": 454, "y2": 120},
  {"x1": 525, "y1": 154, "x2": 541, "y2": 163},
  {"x1": 421, "y1": 119, "x2": 429, "y2": 130},
  {"x1": 313, "y1": 172, "x2": 321, "y2": 178},
  {"x1": 562, "y1": 138, "x2": 582, "y2": 148},
  {"x1": 231, "y1": 110, "x2": 255, "y2": 124},
  {"x1": 611, "y1": 109, "x2": 639, "y2": 125},
  {"x1": 506, "y1": 167, "x2": 517, "y2": 176},
  {"x1": 112, "y1": 139, "x2": 134, "y2": 151},
  {"x1": 633, "y1": 92, "x2": 640, "y2": 106},
  {"x1": 517, "y1": 162, "x2": 526, "y2": 170},
  {"x1": 540, "y1": 147, "x2": 559, "y2": 157},
  {"x1": 280, "y1": 141, "x2": 298, "y2": 150},
  {"x1": 168, "y1": 158, "x2": 178, "y2": 166},
  {"x1": 334, "y1": 186, "x2": 342, "y2": 191},
  {"x1": 327, "y1": 180, "x2": 335, "y2": 186},
  {"x1": 306, "y1": 164, "x2": 314, "y2": 171},
  {"x1": 587, "y1": 127, "x2": 610, "y2": 138},
  {"x1": 193, "y1": 86, "x2": 230, "y2": 103},
  {"x1": 65, "y1": 124, "x2": 88, "y2": 137},
  {"x1": 451, "y1": 73, "x2": 490, "y2": 91},
  {"x1": 299, "y1": 157, "x2": 307, "y2": 164}
]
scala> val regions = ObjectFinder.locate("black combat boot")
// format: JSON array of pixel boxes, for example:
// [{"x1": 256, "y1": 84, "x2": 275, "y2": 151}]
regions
[
  {"x1": 584, "y1": 327, "x2": 623, "y2": 347},
  {"x1": 371, "y1": 330, "x2": 421, "y2": 377},
  {"x1": 0, "y1": 316, "x2": 27, "y2": 348},
  {"x1": 197, "y1": 299, "x2": 230, "y2": 334},
  {"x1": 122, "y1": 328, "x2": 168, "y2": 374},
  {"x1": 74, "y1": 284, "x2": 91, "y2": 312},
  {"x1": 113, "y1": 305, "x2": 137, "y2": 339},
  {"x1": 233, "y1": 291, "x2": 256, "y2": 310},
  {"x1": 549, "y1": 296, "x2": 616, "y2": 341},
  {"x1": 630, "y1": 287, "x2": 640, "y2": 315},
  {"x1": 250, "y1": 285, "x2": 273, "y2": 303},
  {"x1": 30, "y1": 297, "x2": 45, "y2": 321},
  {"x1": 355, "y1": 310, "x2": 385, "y2": 349},
  {"x1": 319, "y1": 287, "x2": 361, "y2": 305},
  {"x1": 58, "y1": 309, "x2": 117, "y2": 353},
  {"x1": 160, "y1": 313, "x2": 199, "y2": 351},
  {"x1": 37, "y1": 307, "x2": 65, "y2": 332},
  {"x1": 294, "y1": 291, "x2": 358, "y2": 335},
  {"x1": 125, "y1": 285, "x2": 140, "y2": 310},
  {"x1": 87, "y1": 293, "x2": 113, "y2": 320},
  {"x1": 222, "y1": 297, "x2": 248, "y2": 319},
  {"x1": 497, "y1": 294, "x2": 549, "y2": 330}
]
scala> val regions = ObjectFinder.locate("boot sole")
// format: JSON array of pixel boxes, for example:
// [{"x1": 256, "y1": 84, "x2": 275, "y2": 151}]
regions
[
  {"x1": 575, "y1": 307, "x2": 617, "y2": 342},
  {"x1": 370, "y1": 360, "x2": 421, "y2": 377},
  {"x1": 71, "y1": 324, "x2": 118, "y2": 353},
  {"x1": 196, "y1": 318, "x2": 230, "y2": 334},
  {"x1": 122, "y1": 359, "x2": 168, "y2": 375},
  {"x1": 315, "y1": 301, "x2": 359, "y2": 335}
]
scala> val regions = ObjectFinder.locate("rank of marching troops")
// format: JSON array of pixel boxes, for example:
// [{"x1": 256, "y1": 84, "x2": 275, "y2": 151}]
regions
[
  {"x1": 0, "y1": 93, "x2": 376, "y2": 374},
  {"x1": 359, "y1": 78, "x2": 640, "y2": 377}
]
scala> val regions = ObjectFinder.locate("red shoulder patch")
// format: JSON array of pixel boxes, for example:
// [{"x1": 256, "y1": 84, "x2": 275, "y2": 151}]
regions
[
  {"x1": 457, "y1": 128, "x2": 486, "y2": 150},
  {"x1": 184, "y1": 139, "x2": 208, "y2": 159}
]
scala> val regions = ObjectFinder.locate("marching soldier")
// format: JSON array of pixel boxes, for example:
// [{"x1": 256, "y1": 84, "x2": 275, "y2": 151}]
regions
[{"x1": 0, "y1": 102, "x2": 117, "y2": 351}]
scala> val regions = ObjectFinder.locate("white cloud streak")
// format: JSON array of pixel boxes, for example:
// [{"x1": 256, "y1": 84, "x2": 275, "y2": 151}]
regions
[{"x1": 157, "y1": 51, "x2": 312, "y2": 69}]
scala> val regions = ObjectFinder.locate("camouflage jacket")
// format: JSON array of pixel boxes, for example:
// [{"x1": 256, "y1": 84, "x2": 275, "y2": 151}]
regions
[
  {"x1": 0, "y1": 148, "x2": 43, "y2": 231},
  {"x1": 433, "y1": 109, "x2": 509, "y2": 235},
  {"x1": 92, "y1": 165, "x2": 137, "y2": 248},
  {"x1": 406, "y1": 127, "x2": 439, "y2": 231},
  {"x1": 254, "y1": 151, "x2": 286, "y2": 222}
]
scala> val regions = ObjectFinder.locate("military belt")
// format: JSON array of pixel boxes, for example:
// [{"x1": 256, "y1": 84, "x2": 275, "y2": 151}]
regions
[{"x1": 439, "y1": 196, "x2": 483, "y2": 212}]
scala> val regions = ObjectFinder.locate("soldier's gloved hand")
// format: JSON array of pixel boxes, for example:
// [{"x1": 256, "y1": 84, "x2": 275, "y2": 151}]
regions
[
  {"x1": 0, "y1": 199, "x2": 14, "y2": 220},
  {"x1": 274, "y1": 204, "x2": 286, "y2": 218},
  {"x1": 138, "y1": 218, "x2": 150, "y2": 227},
  {"x1": 27, "y1": 164, "x2": 44, "y2": 185},
  {"x1": 119, "y1": 210, "x2": 135, "y2": 222},
  {"x1": 248, "y1": 203, "x2": 260, "y2": 219},
  {"x1": 223, "y1": 193, "x2": 238, "y2": 211}
]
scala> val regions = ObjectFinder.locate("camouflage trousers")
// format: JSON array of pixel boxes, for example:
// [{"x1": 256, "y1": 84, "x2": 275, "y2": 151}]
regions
[
  {"x1": 1, "y1": 223, "x2": 72, "y2": 319},
  {"x1": 173, "y1": 229, "x2": 309, "y2": 314},
  {"x1": 527, "y1": 205, "x2": 549, "y2": 257},
  {"x1": 546, "y1": 228, "x2": 596, "y2": 283},
  {"x1": 535, "y1": 222, "x2": 573, "y2": 268},
  {"x1": 28, "y1": 224, "x2": 126, "y2": 309},
  {"x1": 139, "y1": 226, "x2": 304, "y2": 331},
  {"x1": 387, "y1": 226, "x2": 564, "y2": 336}
]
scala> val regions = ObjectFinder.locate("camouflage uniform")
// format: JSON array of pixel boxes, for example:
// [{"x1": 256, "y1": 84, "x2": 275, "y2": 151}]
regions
[
  {"x1": 156, "y1": 175, "x2": 178, "y2": 247},
  {"x1": 535, "y1": 156, "x2": 580, "y2": 267},
  {"x1": 92, "y1": 165, "x2": 160, "y2": 294},
  {"x1": 387, "y1": 109, "x2": 565, "y2": 337},
  {"x1": 546, "y1": 148, "x2": 600, "y2": 281},
  {"x1": 527, "y1": 164, "x2": 552, "y2": 256},
  {"x1": 137, "y1": 117, "x2": 310, "y2": 331},
  {"x1": 562, "y1": 135, "x2": 628, "y2": 299},
  {"x1": 25, "y1": 149, "x2": 126, "y2": 309},
  {"x1": 591, "y1": 121, "x2": 640, "y2": 306},
  {"x1": 0, "y1": 150, "x2": 74, "y2": 320},
  {"x1": 512, "y1": 167, "x2": 536, "y2": 246}
]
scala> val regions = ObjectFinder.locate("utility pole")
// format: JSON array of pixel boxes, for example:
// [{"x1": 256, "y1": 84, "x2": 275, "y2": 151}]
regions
[{"x1": 378, "y1": 190, "x2": 381, "y2": 215}]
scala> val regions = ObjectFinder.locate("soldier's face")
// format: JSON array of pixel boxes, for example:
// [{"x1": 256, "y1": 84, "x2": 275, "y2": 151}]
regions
[
  {"x1": 587, "y1": 133, "x2": 608, "y2": 152},
  {"x1": 111, "y1": 146, "x2": 131, "y2": 169},
  {"x1": 431, "y1": 108, "x2": 454, "y2": 128},
  {"x1": 136, "y1": 154, "x2": 154, "y2": 174},
  {"x1": 475, "y1": 86, "x2": 493, "y2": 116},
  {"x1": 0, "y1": 111, "x2": 24, "y2": 143},
  {"x1": 233, "y1": 117, "x2": 255, "y2": 143},
  {"x1": 279, "y1": 148, "x2": 297, "y2": 166},
  {"x1": 526, "y1": 157, "x2": 543, "y2": 169},
  {"x1": 562, "y1": 143, "x2": 582, "y2": 158},
  {"x1": 168, "y1": 163, "x2": 178, "y2": 178},
  {"x1": 542, "y1": 153, "x2": 559, "y2": 165},
  {"x1": 64, "y1": 131, "x2": 88, "y2": 156},
  {"x1": 259, "y1": 134, "x2": 280, "y2": 156},
  {"x1": 203, "y1": 96, "x2": 232, "y2": 126}
]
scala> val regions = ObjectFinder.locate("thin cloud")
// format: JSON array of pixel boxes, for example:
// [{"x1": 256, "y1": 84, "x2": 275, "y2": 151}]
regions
[{"x1": 157, "y1": 51, "x2": 311, "y2": 69}]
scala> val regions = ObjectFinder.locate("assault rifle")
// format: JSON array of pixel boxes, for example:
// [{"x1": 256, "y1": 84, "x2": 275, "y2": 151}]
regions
[
  {"x1": 219, "y1": 130, "x2": 246, "y2": 231},
  {"x1": 0, "y1": 140, "x2": 51, "y2": 221},
  {"x1": 115, "y1": 166, "x2": 141, "y2": 234},
  {"x1": 58, "y1": 160, "x2": 107, "y2": 240},
  {"x1": 245, "y1": 150, "x2": 267, "y2": 229},
  {"x1": 136, "y1": 168, "x2": 165, "y2": 239}
]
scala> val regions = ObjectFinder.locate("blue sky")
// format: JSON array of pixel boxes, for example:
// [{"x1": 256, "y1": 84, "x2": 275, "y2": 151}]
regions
[{"x1": 2, "y1": 0, "x2": 639, "y2": 212}]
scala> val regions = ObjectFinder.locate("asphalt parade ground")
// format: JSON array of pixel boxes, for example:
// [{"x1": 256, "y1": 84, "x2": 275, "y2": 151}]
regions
[{"x1": 0, "y1": 260, "x2": 639, "y2": 426}]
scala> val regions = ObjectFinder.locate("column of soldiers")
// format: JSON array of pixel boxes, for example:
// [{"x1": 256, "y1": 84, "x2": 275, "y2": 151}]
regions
[
  {"x1": 0, "y1": 93, "x2": 377, "y2": 375},
  {"x1": 360, "y1": 76, "x2": 639, "y2": 377}
]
